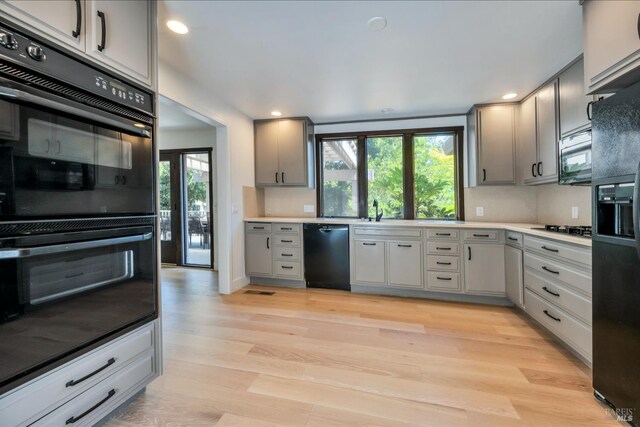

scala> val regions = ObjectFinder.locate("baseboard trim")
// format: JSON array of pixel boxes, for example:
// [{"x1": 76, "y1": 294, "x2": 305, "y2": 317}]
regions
[{"x1": 351, "y1": 285, "x2": 512, "y2": 306}]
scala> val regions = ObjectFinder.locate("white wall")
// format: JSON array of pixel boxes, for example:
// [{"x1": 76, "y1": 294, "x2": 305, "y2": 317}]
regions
[{"x1": 158, "y1": 61, "x2": 254, "y2": 294}]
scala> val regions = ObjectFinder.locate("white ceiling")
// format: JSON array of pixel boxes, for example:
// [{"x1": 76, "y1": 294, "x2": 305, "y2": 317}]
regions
[
  {"x1": 158, "y1": 1, "x2": 583, "y2": 123},
  {"x1": 158, "y1": 98, "x2": 213, "y2": 130}
]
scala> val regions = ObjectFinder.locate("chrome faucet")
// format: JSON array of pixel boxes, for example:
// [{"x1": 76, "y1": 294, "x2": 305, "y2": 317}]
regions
[{"x1": 373, "y1": 199, "x2": 383, "y2": 222}]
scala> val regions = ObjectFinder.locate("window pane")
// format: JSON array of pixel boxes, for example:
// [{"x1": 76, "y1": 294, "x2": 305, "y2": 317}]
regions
[
  {"x1": 414, "y1": 133, "x2": 456, "y2": 219},
  {"x1": 321, "y1": 139, "x2": 359, "y2": 217},
  {"x1": 367, "y1": 136, "x2": 404, "y2": 219}
]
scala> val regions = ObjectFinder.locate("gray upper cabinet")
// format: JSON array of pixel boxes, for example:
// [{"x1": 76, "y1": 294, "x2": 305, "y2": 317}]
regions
[
  {"x1": 559, "y1": 59, "x2": 594, "y2": 137},
  {"x1": 254, "y1": 118, "x2": 314, "y2": 187},
  {"x1": 468, "y1": 104, "x2": 516, "y2": 186},
  {"x1": 0, "y1": 1, "x2": 85, "y2": 51},
  {"x1": 583, "y1": 0, "x2": 640, "y2": 94},
  {"x1": 86, "y1": 0, "x2": 152, "y2": 86}
]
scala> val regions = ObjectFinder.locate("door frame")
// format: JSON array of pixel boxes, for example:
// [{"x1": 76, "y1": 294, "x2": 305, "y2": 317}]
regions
[
  {"x1": 159, "y1": 148, "x2": 215, "y2": 268},
  {"x1": 159, "y1": 151, "x2": 183, "y2": 265}
]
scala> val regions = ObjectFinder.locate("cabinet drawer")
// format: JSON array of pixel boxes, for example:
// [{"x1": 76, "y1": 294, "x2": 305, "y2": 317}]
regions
[
  {"x1": 274, "y1": 234, "x2": 300, "y2": 247},
  {"x1": 506, "y1": 231, "x2": 523, "y2": 248},
  {"x1": 274, "y1": 247, "x2": 300, "y2": 261},
  {"x1": 427, "y1": 242, "x2": 459, "y2": 255},
  {"x1": 353, "y1": 227, "x2": 422, "y2": 238},
  {"x1": 274, "y1": 223, "x2": 301, "y2": 233},
  {"x1": 463, "y1": 230, "x2": 499, "y2": 241},
  {"x1": 354, "y1": 240, "x2": 386, "y2": 285},
  {"x1": 426, "y1": 229, "x2": 459, "y2": 240},
  {"x1": 524, "y1": 253, "x2": 591, "y2": 296},
  {"x1": 524, "y1": 236, "x2": 591, "y2": 266},
  {"x1": 426, "y1": 255, "x2": 459, "y2": 272},
  {"x1": 525, "y1": 289, "x2": 592, "y2": 360},
  {"x1": 0, "y1": 322, "x2": 154, "y2": 427},
  {"x1": 427, "y1": 272, "x2": 461, "y2": 292},
  {"x1": 274, "y1": 261, "x2": 302, "y2": 278},
  {"x1": 247, "y1": 222, "x2": 272, "y2": 233},
  {"x1": 525, "y1": 270, "x2": 592, "y2": 325},
  {"x1": 32, "y1": 353, "x2": 156, "y2": 427},
  {"x1": 387, "y1": 242, "x2": 422, "y2": 288}
]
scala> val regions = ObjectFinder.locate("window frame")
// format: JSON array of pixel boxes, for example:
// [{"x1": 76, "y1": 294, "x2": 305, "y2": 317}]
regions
[{"x1": 315, "y1": 126, "x2": 465, "y2": 220}]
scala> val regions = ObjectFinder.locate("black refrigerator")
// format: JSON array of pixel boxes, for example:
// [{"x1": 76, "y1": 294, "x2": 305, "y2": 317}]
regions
[{"x1": 592, "y1": 79, "x2": 640, "y2": 424}]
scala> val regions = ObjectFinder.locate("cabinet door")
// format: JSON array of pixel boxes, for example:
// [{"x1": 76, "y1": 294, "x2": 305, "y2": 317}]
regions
[
  {"x1": 245, "y1": 233, "x2": 272, "y2": 276},
  {"x1": 559, "y1": 59, "x2": 593, "y2": 137},
  {"x1": 477, "y1": 105, "x2": 515, "y2": 184},
  {"x1": 354, "y1": 240, "x2": 386, "y2": 285},
  {"x1": 504, "y1": 245, "x2": 524, "y2": 308},
  {"x1": 535, "y1": 81, "x2": 558, "y2": 181},
  {"x1": 277, "y1": 119, "x2": 307, "y2": 185},
  {"x1": 583, "y1": 0, "x2": 640, "y2": 94},
  {"x1": 254, "y1": 121, "x2": 280, "y2": 186},
  {"x1": 464, "y1": 244, "x2": 506, "y2": 296},
  {"x1": 86, "y1": 0, "x2": 151, "y2": 86},
  {"x1": 387, "y1": 242, "x2": 422, "y2": 288},
  {"x1": 0, "y1": 1, "x2": 85, "y2": 51},
  {"x1": 519, "y1": 96, "x2": 538, "y2": 183}
]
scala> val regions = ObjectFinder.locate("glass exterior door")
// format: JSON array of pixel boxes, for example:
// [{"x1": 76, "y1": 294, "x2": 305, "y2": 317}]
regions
[{"x1": 159, "y1": 153, "x2": 180, "y2": 264}]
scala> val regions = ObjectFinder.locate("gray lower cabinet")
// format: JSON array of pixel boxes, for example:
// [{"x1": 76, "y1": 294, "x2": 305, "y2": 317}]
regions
[
  {"x1": 245, "y1": 232, "x2": 272, "y2": 276},
  {"x1": 353, "y1": 239, "x2": 386, "y2": 285},
  {"x1": 505, "y1": 244, "x2": 524, "y2": 308},
  {"x1": 245, "y1": 222, "x2": 304, "y2": 281},
  {"x1": 464, "y1": 244, "x2": 506, "y2": 296},
  {"x1": 387, "y1": 241, "x2": 422, "y2": 288}
]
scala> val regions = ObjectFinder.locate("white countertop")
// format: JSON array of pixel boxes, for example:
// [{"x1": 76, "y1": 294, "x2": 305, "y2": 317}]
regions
[{"x1": 244, "y1": 217, "x2": 592, "y2": 247}]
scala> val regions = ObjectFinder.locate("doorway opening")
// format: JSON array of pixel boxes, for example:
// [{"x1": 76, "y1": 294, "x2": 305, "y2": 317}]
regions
[{"x1": 158, "y1": 99, "x2": 217, "y2": 269}]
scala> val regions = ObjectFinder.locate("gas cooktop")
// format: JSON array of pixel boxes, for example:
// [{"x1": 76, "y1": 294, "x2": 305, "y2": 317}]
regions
[{"x1": 531, "y1": 225, "x2": 592, "y2": 238}]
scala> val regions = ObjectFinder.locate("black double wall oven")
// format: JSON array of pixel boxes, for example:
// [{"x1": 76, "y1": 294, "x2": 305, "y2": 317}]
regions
[{"x1": 0, "y1": 20, "x2": 157, "y2": 394}]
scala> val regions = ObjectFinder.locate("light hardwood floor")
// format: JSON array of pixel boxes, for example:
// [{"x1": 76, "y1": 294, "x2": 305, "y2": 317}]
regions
[{"x1": 105, "y1": 268, "x2": 620, "y2": 426}]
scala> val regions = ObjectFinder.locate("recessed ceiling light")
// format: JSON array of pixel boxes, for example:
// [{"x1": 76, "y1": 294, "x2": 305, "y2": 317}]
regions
[
  {"x1": 502, "y1": 93, "x2": 518, "y2": 100},
  {"x1": 368, "y1": 17, "x2": 387, "y2": 31},
  {"x1": 270, "y1": 111, "x2": 282, "y2": 117},
  {"x1": 381, "y1": 108, "x2": 394, "y2": 114},
  {"x1": 167, "y1": 20, "x2": 189, "y2": 35}
]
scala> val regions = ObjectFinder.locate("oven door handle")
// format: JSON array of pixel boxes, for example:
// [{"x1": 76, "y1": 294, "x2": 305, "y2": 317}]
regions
[
  {"x1": 0, "y1": 232, "x2": 152, "y2": 260},
  {"x1": 0, "y1": 86, "x2": 151, "y2": 138}
]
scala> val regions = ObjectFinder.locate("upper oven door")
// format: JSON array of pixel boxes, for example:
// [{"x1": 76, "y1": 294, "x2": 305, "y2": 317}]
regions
[
  {"x1": 0, "y1": 79, "x2": 154, "y2": 219},
  {"x1": 559, "y1": 131, "x2": 592, "y2": 185}
]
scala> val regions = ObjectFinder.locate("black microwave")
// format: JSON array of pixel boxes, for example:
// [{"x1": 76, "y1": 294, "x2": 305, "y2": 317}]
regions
[{"x1": 559, "y1": 130, "x2": 592, "y2": 185}]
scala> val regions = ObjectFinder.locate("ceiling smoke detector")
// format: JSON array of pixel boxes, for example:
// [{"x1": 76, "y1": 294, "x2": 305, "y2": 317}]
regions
[{"x1": 368, "y1": 17, "x2": 387, "y2": 31}]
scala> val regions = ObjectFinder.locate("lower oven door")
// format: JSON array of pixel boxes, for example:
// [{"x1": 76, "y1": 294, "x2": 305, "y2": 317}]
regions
[{"x1": 0, "y1": 225, "x2": 156, "y2": 393}]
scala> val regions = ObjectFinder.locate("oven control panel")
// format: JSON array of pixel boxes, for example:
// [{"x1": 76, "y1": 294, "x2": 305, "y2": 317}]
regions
[{"x1": 0, "y1": 25, "x2": 153, "y2": 116}]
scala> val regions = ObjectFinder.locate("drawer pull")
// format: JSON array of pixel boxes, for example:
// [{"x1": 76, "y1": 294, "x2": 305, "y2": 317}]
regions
[
  {"x1": 541, "y1": 245, "x2": 559, "y2": 253},
  {"x1": 65, "y1": 272, "x2": 85, "y2": 279},
  {"x1": 543, "y1": 310, "x2": 561, "y2": 322},
  {"x1": 435, "y1": 233, "x2": 451, "y2": 236},
  {"x1": 66, "y1": 357, "x2": 116, "y2": 387},
  {"x1": 281, "y1": 253, "x2": 293, "y2": 257},
  {"x1": 542, "y1": 286, "x2": 560, "y2": 297},
  {"x1": 398, "y1": 244, "x2": 413, "y2": 248},
  {"x1": 253, "y1": 226, "x2": 264, "y2": 230},
  {"x1": 436, "y1": 261, "x2": 452, "y2": 265},
  {"x1": 363, "y1": 242, "x2": 377, "y2": 246},
  {"x1": 436, "y1": 247, "x2": 451, "y2": 251},
  {"x1": 542, "y1": 266, "x2": 560, "y2": 275},
  {"x1": 508, "y1": 237, "x2": 518, "y2": 241},
  {"x1": 281, "y1": 227, "x2": 293, "y2": 230},
  {"x1": 473, "y1": 234, "x2": 490, "y2": 237},
  {"x1": 66, "y1": 389, "x2": 116, "y2": 424},
  {"x1": 281, "y1": 266, "x2": 294, "y2": 269},
  {"x1": 281, "y1": 240, "x2": 293, "y2": 243},
  {"x1": 437, "y1": 276, "x2": 452, "y2": 281}
]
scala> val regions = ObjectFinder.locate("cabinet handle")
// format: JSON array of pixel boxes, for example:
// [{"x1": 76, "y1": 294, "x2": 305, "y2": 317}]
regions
[
  {"x1": 266, "y1": 237, "x2": 270, "y2": 249},
  {"x1": 282, "y1": 253, "x2": 293, "y2": 257},
  {"x1": 437, "y1": 276, "x2": 452, "y2": 281},
  {"x1": 72, "y1": 0, "x2": 82, "y2": 38},
  {"x1": 436, "y1": 261, "x2": 452, "y2": 265},
  {"x1": 254, "y1": 226, "x2": 264, "y2": 230},
  {"x1": 56, "y1": 140, "x2": 61, "y2": 154},
  {"x1": 65, "y1": 357, "x2": 115, "y2": 387},
  {"x1": 537, "y1": 162, "x2": 542, "y2": 177},
  {"x1": 542, "y1": 286, "x2": 560, "y2": 297},
  {"x1": 468, "y1": 246, "x2": 472, "y2": 261},
  {"x1": 508, "y1": 237, "x2": 518, "y2": 241},
  {"x1": 275, "y1": 172, "x2": 279, "y2": 183},
  {"x1": 586, "y1": 100, "x2": 594, "y2": 121},
  {"x1": 541, "y1": 245, "x2": 559, "y2": 253},
  {"x1": 65, "y1": 389, "x2": 116, "y2": 425},
  {"x1": 542, "y1": 266, "x2": 559, "y2": 275},
  {"x1": 363, "y1": 242, "x2": 376, "y2": 246},
  {"x1": 483, "y1": 168, "x2": 487, "y2": 182},
  {"x1": 281, "y1": 227, "x2": 292, "y2": 231},
  {"x1": 637, "y1": 12, "x2": 640, "y2": 40},
  {"x1": 436, "y1": 247, "x2": 451, "y2": 251},
  {"x1": 543, "y1": 310, "x2": 561, "y2": 322},
  {"x1": 121, "y1": 176, "x2": 126, "y2": 185},
  {"x1": 532, "y1": 163, "x2": 537, "y2": 178},
  {"x1": 114, "y1": 175, "x2": 120, "y2": 185},
  {"x1": 97, "y1": 11, "x2": 106, "y2": 52},
  {"x1": 281, "y1": 266, "x2": 293, "y2": 269},
  {"x1": 473, "y1": 234, "x2": 490, "y2": 238},
  {"x1": 398, "y1": 244, "x2": 412, "y2": 248},
  {"x1": 281, "y1": 172, "x2": 285, "y2": 183},
  {"x1": 281, "y1": 239, "x2": 293, "y2": 243},
  {"x1": 435, "y1": 233, "x2": 451, "y2": 236}
]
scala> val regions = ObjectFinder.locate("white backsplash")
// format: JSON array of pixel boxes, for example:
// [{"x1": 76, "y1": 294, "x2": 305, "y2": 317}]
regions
[
  {"x1": 263, "y1": 187, "x2": 317, "y2": 217},
  {"x1": 464, "y1": 186, "x2": 538, "y2": 223},
  {"x1": 536, "y1": 183, "x2": 592, "y2": 226}
]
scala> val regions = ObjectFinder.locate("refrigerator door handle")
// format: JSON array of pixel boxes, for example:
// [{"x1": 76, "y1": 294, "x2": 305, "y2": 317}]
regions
[{"x1": 635, "y1": 161, "x2": 640, "y2": 258}]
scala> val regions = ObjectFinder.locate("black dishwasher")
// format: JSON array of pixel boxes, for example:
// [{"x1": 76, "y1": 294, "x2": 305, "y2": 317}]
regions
[{"x1": 303, "y1": 224, "x2": 350, "y2": 290}]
